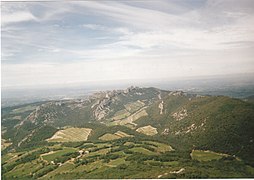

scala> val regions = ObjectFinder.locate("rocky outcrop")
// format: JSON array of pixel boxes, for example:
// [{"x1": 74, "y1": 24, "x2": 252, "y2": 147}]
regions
[
  {"x1": 169, "y1": 91, "x2": 186, "y2": 96},
  {"x1": 93, "y1": 98, "x2": 112, "y2": 120},
  {"x1": 158, "y1": 101, "x2": 164, "y2": 114},
  {"x1": 92, "y1": 86, "x2": 140, "y2": 120},
  {"x1": 172, "y1": 108, "x2": 188, "y2": 121}
]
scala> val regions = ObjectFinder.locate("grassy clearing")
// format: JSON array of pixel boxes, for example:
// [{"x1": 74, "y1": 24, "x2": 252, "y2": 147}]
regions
[
  {"x1": 47, "y1": 127, "x2": 92, "y2": 142},
  {"x1": 4, "y1": 160, "x2": 43, "y2": 178},
  {"x1": 41, "y1": 148, "x2": 77, "y2": 162},
  {"x1": 136, "y1": 125, "x2": 158, "y2": 136},
  {"x1": 191, "y1": 150, "x2": 227, "y2": 161},
  {"x1": 41, "y1": 162, "x2": 75, "y2": 179},
  {"x1": 124, "y1": 100, "x2": 145, "y2": 113},
  {"x1": 86, "y1": 147, "x2": 111, "y2": 158},
  {"x1": 107, "y1": 157, "x2": 127, "y2": 167},
  {"x1": 99, "y1": 133, "x2": 121, "y2": 141},
  {"x1": 145, "y1": 160, "x2": 179, "y2": 166},
  {"x1": 124, "y1": 142, "x2": 135, "y2": 146},
  {"x1": 72, "y1": 159, "x2": 104, "y2": 173},
  {"x1": 130, "y1": 147, "x2": 157, "y2": 155},
  {"x1": 112, "y1": 109, "x2": 131, "y2": 120},
  {"x1": 11, "y1": 105, "x2": 37, "y2": 114},
  {"x1": 114, "y1": 131, "x2": 133, "y2": 138},
  {"x1": 11, "y1": 115, "x2": 22, "y2": 120},
  {"x1": 118, "y1": 108, "x2": 148, "y2": 125},
  {"x1": 124, "y1": 123, "x2": 136, "y2": 129}
]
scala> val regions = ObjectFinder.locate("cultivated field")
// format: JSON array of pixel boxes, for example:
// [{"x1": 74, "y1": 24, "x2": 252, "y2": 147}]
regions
[
  {"x1": 99, "y1": 131, "x2": 133, "y2": 141},
  {"x1": 47, "y1": 127, "x2": 92, "y2": 142},
  {"x1": 118, "y1": 107, "x2": 148, "y2": 125},
  {"x1": 99, "y1": 133, "x2": 121, "y2": 141},
  {"x1": 136, "y1": 125, "x2": 158, "y2": 136}
]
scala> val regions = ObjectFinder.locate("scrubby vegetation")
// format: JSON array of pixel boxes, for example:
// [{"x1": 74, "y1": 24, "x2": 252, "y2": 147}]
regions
[{"x1": 2, "y1": 87, "x2": 254, "y2": 178}]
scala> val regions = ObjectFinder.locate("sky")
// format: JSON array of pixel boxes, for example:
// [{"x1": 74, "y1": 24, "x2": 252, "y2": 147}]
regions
[{"x1": 2, "y1": 0, "x2": 254, "y2": 89}]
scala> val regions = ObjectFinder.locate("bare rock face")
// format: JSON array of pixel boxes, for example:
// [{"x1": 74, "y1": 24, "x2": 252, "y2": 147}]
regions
[
  {"x1": 158, "y1": 101, "x2": 164, "y2": 114},
  {"x1": 92, "y1": 86, "x2": 139, "y2": 120},
  {"x1": 93, "y1": 96, "x2": 112, "y2": 120}
]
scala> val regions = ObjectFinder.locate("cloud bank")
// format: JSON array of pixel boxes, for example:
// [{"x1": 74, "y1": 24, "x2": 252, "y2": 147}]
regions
[{"x1": 2, "y1": 0, "x2": 254, "y2": 88}]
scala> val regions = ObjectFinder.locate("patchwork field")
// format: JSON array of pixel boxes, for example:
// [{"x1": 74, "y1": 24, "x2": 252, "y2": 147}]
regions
[
  {"x1": 2, "y1": 138, "x2": 253, "y2": 179},
  {"x1": 47, "y1": 127, "x2": 92, "y2": 142}
]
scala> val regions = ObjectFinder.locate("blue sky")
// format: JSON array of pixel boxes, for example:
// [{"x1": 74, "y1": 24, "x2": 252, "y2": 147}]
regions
[{"x1": 2, "y1": 0, "x2": 254, "y2": 88}]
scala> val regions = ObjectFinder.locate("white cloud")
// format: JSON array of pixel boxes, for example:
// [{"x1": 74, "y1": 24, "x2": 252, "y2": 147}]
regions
[
  {"x1": 1, "y1": 0, "x2": 254, "y2": 88},
  {"x1": 2, "y1": 11, "x2": 37, "y2": 26}
]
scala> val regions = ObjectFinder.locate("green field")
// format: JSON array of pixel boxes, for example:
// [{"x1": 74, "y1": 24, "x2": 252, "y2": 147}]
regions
[
  {"x1": 130, "y1": 147, "x2": 157, "y2": 155},
  {"x1": 191, "y1": 150, "x2": 227, "y2": 161},
  {"x1": 4, "y1": 161, "x2": 43, "y2": 178},
  {"x1": 41, "y1": 162, "x2": 75, "y2": 179},
  {"x1": 107, "y1": 157, "x2": 127, "y2": 167},
  {"x1": 41, "y1": 147, "x2": 77, "y2": 162}
]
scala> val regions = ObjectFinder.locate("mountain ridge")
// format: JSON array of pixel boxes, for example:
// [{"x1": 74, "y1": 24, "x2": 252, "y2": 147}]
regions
[{"x1": 2, "y1": 86, "x2": 254, "y2": 179}]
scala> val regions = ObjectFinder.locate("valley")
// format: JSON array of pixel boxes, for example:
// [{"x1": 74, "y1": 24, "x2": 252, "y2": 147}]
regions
[{"x1": 1, "y1": 86, "x2": 254, "y2": 179}]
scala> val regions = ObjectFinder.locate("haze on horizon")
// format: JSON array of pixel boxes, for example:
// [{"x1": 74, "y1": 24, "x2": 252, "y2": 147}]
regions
[{"x1": 2, "y1": 0, "x2": 254, "y2": 89}]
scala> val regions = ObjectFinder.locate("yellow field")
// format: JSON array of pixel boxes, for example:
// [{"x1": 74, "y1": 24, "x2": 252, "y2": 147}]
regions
[
  {"x1": 136, "y1": 125, "x2": 158, "y2": 136},
  {"x1": 99, "y1": 131, "x2": 133, "y2": 141},
  {"x1": 99, "y1": 133, "x2": 121, "y2": 141},
  {"x1": 117, "y1": 107, "x2": 148, "y2": 125},
  {"x1": 112, "y1": 109, "x2": 131, "y2": 120},
  {"x1": 47, "y1": 127, "x2": 92, "y2": 142}
]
